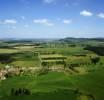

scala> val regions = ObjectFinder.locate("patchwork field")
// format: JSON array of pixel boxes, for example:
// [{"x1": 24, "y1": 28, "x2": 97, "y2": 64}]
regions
[{"x1": 0, "y1": 38, "x2": 104, "y2": 100}]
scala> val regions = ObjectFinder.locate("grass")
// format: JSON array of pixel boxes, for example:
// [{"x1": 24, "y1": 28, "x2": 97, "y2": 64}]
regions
[
  {"x1": 0, "y1": 42, "x2": 104, "y2": 100},
  {"x1": 1, "y1": 90, "x2": 76, "y2": 100},
  {"x1": 0, "y1": 46, "x2": 95, "y2": 68},
  {"x1": 1, "y1": 69, "x2": 104, "y2": 100},
  {"x1": 0, "y1": 72, "x2": 77, "y2": 100},
  {"x1": 67, "y1": 56, "x2": 91, "y2": 65},
  {"x1": 40, "y1": 54, "x2": 66, "y2": 58},
  {"x1": 0, "y1": 63, "x2": 6, "y2": 68},
  {"x1": 0, "y1": 49, "x2": 18, "y2": 54},
  {"x1": 69, "y1": 68, "x2": 104, "y2": 100},
  {"x1": 33, "y1": 46, "x2": 90, "y2": 56},
  {"x1": 11, "y1": 60, "x2": 40, "y2": 67}
]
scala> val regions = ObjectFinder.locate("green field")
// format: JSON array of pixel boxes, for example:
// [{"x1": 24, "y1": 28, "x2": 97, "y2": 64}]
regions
[
  {"x1": 1, "y1": 69, "x2": 104, "y2": 100},
  {"x1": 0, "y1": 72, "x2": 76, "y2": 100},
  {"x1": 0, "y1": 38, "x2": 104, "y2": 100},
  {"x1": 0, "y1": 49, "x2": 18, "y2": 54}
]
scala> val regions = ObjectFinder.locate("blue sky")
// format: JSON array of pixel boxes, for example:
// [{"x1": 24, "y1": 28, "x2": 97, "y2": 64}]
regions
[{"x1": 0, "y1": 0, "x2": 104, "y2": 38}]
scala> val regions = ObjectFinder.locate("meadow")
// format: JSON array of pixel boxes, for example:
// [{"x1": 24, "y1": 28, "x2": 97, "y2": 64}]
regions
[{"x1": 0, "y1": 38, "x2": 104, "y2": 100}]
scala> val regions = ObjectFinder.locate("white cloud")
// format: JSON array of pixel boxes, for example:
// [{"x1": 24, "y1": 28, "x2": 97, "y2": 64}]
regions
[
  {"x1": 4, "y1": 19, "x2": 17, "y2": 24},
  {"x1": 33, "y1": 19, "x2": 48, "y2": 24},
  {"x1": 97, "y1": 13, "x2": 104, "y2": 18},
  {"x1": 80, "y1": 10, "x2": 93, "y2": 16},
  {"x1": 63, "y1": 19, "x2": 72, "y2": 24},
  {"x1": 43, "y1": 0, "x2": 55, "y2": 3},
  {"x1": 33, "y1": 19, "x2": 54, "y2": 26},
  {"x1": 0, "y1": 19, "x2": 17, "y2": 24}
]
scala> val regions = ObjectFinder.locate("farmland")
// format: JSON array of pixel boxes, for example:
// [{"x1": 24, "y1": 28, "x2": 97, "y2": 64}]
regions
[{"x1": 0, "y1": 38, "x2": 104, "y2": 100}]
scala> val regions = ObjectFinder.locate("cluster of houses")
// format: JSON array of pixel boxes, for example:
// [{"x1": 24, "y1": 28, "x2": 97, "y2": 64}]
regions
[
  {"x1": 0, "y1": 64, "x2": 69, "y2": 81},
  {"x1": 0, "y1": 65, "x2": 23, "y2": 80},
  {"x1": 0, "y1": 69, "x2": 7, "y2": 80},
  {"x1": 0, "y1": 65, "x2": 42, "y2": 81}
]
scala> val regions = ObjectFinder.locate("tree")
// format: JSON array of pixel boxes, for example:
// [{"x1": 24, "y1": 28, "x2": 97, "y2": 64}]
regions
[{"x1": 91, "y1": 57, "x2": 100, "y2": 64}]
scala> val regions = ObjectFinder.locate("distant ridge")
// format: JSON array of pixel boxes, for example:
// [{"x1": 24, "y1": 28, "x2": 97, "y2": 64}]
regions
[{"x1": 59, "y1": 37, "x2": 104, "y2": 42}]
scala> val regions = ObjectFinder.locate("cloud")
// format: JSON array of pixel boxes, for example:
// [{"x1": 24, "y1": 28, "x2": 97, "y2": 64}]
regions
[
  {"x1": 33, "y1": 19, "x2": 54, "y2": 26},
  {"x1": 4, "y1": 19, "x2": 17, "y2": 24},
  {"x1": 0, "y1": 19, "x2": 17, "y2": 24},
  {"x1": 97, "y1": 13, "x2": 104, "y2": 18},
  {"x1": 63, "y1": 19, "x2": 72, "y2": 24},
  {"x1": 43, "y1": 0, "x2": 56, "y2": 4},
  {"x1": 33, "y1": 19, "x2": 48, "y2": 24},
  {"x1": 80, "y1": 10, "x2": 93, "y2": 16}
]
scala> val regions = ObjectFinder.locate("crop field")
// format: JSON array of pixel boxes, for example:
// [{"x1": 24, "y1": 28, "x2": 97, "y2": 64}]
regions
[
  {"x1": 0, "y1": 49, "x2": 18, "y2": 54},
  {"x1": 0, "y1": 38, "x2": 104, "y2": 100},
  {"x1": 32, "y1": 46, "x2": 90, "y2": 56}
]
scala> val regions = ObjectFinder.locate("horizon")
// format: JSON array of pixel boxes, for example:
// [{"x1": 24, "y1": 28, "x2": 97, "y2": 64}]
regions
[
  {"x1": 0, "y1": 37, "x2": 104, "y2": 40},
  {"x1": 0, "y1": 0, "x2": 104, "y2": 38}
]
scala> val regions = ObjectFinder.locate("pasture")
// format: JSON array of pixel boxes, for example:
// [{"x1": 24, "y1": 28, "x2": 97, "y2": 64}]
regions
[
  {"x1": 0, "y1": 39, "x2": 104, "y2": 100},
  {"x1": 1, "y1": 70, "x2": 104, "y2": 100}
]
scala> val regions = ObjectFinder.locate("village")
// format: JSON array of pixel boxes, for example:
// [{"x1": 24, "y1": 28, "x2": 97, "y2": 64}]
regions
[{"x1": 0, "y1": 65, "x2": 66, "y2": 81}]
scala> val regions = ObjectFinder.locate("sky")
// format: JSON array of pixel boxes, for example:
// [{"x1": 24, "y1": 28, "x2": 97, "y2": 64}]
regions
[{"x1": 0, "y1": 0, "x2": 104, "y2": 38}]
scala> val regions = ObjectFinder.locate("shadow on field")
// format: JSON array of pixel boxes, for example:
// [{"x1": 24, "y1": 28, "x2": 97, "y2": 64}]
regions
[{"x1": 0, "y1": 88, "x2": 95, "y2": 100}]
